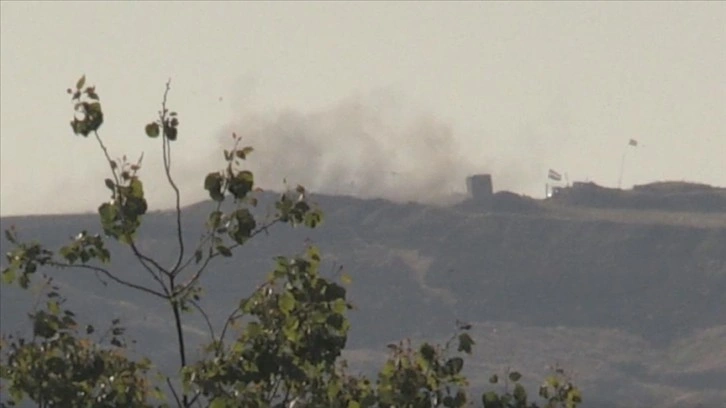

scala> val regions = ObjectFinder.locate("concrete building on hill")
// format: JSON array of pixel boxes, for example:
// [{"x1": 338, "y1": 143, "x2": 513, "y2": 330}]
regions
[{"x1": 466, "y1": 174, "x2": 493, "y2": 209}]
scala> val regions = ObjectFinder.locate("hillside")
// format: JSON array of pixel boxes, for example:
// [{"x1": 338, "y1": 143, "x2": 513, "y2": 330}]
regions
[{"x1": 1, "y1": 188, "x2": 725, "y2": 407}]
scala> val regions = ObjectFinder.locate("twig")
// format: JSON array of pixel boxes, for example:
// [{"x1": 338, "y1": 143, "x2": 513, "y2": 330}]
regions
[
  {"x1": 131, "y1": 242, "x2": 171, "y2": 277},
  {"x1": 166, "y1": 377, "x2": 182, "y2": 408},
  {"x1": 158, "y1": 79, "x2": 186, "y2": 275},
  {"x1": 187, "y1": 390, "x2": 203, "y2": 408},
  {"x1": 175, "y1": 218, "x2": 280, "y2": 299},
  {"x1": 175, "y1": 199, "x2": 224, "y2": 275},
  {"x1": 94, "y1": 131, "x2": 120, "y2": 187},
  {"x1": 189, "y1": 299, "x2": 216, "y2": 344},
  {"x1": 49, "y1": 261, "x2": 167, "y2": 300},
  {"x1": 128, "y1": 242, "x2": 172, "y2": 294},
  {"x1": 175, "y1": 232, "x2": 213, "y2": 274}
]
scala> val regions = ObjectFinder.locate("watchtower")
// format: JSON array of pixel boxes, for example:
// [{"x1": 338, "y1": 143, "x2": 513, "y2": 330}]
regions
[{"x1": 466, "y1": 174, "x2": 493, "y2": 209}]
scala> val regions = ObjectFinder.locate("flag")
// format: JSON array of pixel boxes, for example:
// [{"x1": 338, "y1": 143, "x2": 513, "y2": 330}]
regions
[
  {"x1": 548, "y1": 169, "x2": 562, "y2": 181},
  {"x1": 629, "y1": 139, "x2": 638, "y2": 147}
]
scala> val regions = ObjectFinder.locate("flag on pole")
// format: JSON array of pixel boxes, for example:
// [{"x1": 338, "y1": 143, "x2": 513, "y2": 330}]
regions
[
  {"x1": 548, "y1": 169, "x2": 562, "y2": 181},
  {"x1": 629, "y1": 139, "x2": 638, "y2": 147}
]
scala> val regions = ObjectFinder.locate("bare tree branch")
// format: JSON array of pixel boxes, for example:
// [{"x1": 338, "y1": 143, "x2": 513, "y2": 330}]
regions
[
  {"x1": 127, "y1": 236, "x2": 171, "y2": 277},
  {"x1": 166, "y1": 377, "x2": 182, "y2": 408},
  {"x1": 176, "y1": 199, "x2": 224, "y2": 275},
  {"x1": 189, "y1": 299, "x2": 216, "y2": 345},
  {"x1": 175, "y1": 218, "x2": 281, "y2": 300},
  {"x1": 93, "y1": 131, "x2": 120, "y2": 187},
  {"x1": 48, "y1": 261, "x2": 167, "y2": 300},
  {"x1": 158, "y1": 79, "x2": 186, "y2": 275},
  {"x1": 186, "y1": 390, "x2": 204, "y2": 408},
  {"x1": 175, "y1": 232, "x2": 213, "y2": 275},
  {"x1": 169, "y1": 288, "x2": 189, "y2": 407}
]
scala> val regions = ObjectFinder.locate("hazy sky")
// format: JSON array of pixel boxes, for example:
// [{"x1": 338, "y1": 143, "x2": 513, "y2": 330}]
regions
[{"x1": 1, "y1": 2, "x2": 724, "y2": 216}]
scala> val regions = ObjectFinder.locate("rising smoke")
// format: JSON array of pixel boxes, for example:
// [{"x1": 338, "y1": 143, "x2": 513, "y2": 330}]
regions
[
  {"x1": 209, "y1": 90, "x2": 550, "y2": 205},
  {"x1": 214, "y1": 92, "x2": 478, "y2": 204}
]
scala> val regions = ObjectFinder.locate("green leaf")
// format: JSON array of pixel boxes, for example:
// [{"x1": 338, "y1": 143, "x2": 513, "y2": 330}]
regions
[
  {"x1": 304, "y1": 210, "x2": 323, "y2": 228},
  {"x1": 513, "y1": 383, "x2": 527, "y2": 403},
  {"x1": 235, "y1": 146, "x2": 254, "y2": 160},
  {"x1": 326, "y1": 313, "x2": 346, "y2": 330},
  {"x1": 489, "y1": 374, "x2": 498, "y2": 384},
  {"x1": 545, "y1": 375, "x2": 560, "y2": 389},
  {"x1": 228, "y1": 170, "x2": 254, "y2": 200},
  {"x1": 216, "y1": 245, "x2": 232, "y2": 257},
  {"x1": 165, "y1": 125, "x2": 178, "y2": 141},
  {"x1": 279, "y1": 292, "x2": 295, "y2": 314},
  {"x1": 207, "y1": 210, "x2": 223, "y2": 229},
  {"x1": 123, "y1": 196, "x2": 147, "y2": 218},
  {"x1": 209, "y1": 398, "x2": 229, "y2": 408},
  {"x1": 18, "y1": 273, "x2": 30, "y2": 289},
  {"x1": 47, "y1": 300, "x2": 60, "y2": 316},
  {"x1": 204, "y1": 172, "x2": 224, "y2": 202},
  {"x1": 307, "y1": 245, "x2": 322, "y2": 264},
  {"x1": 444, "y1": 357, "x2": 464, "y2": 375},
  {"x1": 458, "y1": 332, "x2": 475, "y2": 354},
  {"x1": 420, "y1": 343, "x2": 436, "y2": 363},
  {"x1": 98, "y1": 202, "x2": 119, "y2": 232},
  {"x1": 1, "y1": 268, "x2": 16, "y2": 284},
  {"x1": 282, "y1": 317, "x2": 300, "y2": 341},
  {"x1": 340, "y1": 272, "x2": 352, "y2": 285},
  {"x1": 129, "y1": 178, "x2": 144, "y2": 198},
  {"x1": 244, "y1": 321, "x2": 262, "y2": 338},
  {"x1": 331, "y1": 298, "x2": 347, "y2": 314},
  {"x1": 229, "y1": 208, "x2": 256, "y2": 244},
  {"x1": 310, "y1": 310, "x2": 327, "y2": 324},
  {"x1": 145, "y1": 122, "x2": 160, "y2": 138},
  {"x1": 455, "y1": 390, "x2": 467, "y2": 407},
  {"x1": 508, "y1": 371, "x2": 522, "y2": 382},
  {"x1": 322, "y1": 282, "x2": 346, "y2": 302},
  {"x1": 4, "y1": 229, "x2": 16, "y2": 244},
  {"x1": 104, "y1": 178, "x2": 115, "y2": 190},
  {"x1": 76, "y1": 75, "x2": 86, "y2": 90},
  {"x1": 482, "y1": 391, "x2": 502, "y2": 408},
  {"x1": 194, "y1": 249, "x2": 203, "y2": 264},
  {"x1": 568, "y1": 388, "x2": 582, "y2": 405},
  {"x1": 85, "y1": 102, "x2": 104, "y2": 131}
]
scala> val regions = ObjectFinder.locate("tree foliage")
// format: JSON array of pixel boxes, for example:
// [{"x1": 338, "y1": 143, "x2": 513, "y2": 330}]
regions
[{"x1": 0, "y1": 77, "x2": 582, "y2": 408}]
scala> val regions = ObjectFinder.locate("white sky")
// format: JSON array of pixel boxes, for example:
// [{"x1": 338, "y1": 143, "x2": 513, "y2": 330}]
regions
[{"x1": 1, "y1": 2, "x2": 725, "y2": 216}]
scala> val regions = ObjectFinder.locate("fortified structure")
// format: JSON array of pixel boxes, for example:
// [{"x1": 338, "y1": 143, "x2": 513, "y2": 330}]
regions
[{"x1": 466, "y1": 174, "x2": 493, "y2": 209}]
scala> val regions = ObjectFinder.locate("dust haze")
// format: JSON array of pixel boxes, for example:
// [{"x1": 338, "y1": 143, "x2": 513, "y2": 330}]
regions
[{"x1": 213, "y1": 91, "x2": 541, "y2": 204}]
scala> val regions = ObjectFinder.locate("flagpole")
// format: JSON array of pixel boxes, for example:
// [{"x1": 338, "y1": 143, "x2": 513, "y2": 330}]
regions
[{"x1": 618, "y1": 139, "x2": 639, "y2": 188}]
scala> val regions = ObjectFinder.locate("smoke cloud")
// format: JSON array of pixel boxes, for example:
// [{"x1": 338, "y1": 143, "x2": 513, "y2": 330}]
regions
[{"x1": 215, "y1": 92, "x2": 480, "y2": 204}]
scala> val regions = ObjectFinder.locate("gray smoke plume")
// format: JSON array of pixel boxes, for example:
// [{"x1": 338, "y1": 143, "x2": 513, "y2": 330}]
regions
[{"x1": 215, "y1": 93, "x2": 479, "y2": 204}]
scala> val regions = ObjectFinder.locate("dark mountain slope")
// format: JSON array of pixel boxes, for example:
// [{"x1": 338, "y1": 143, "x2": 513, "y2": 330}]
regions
[{"x1": 1, "y1": 191, "x2": 725, "y2": 407}]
